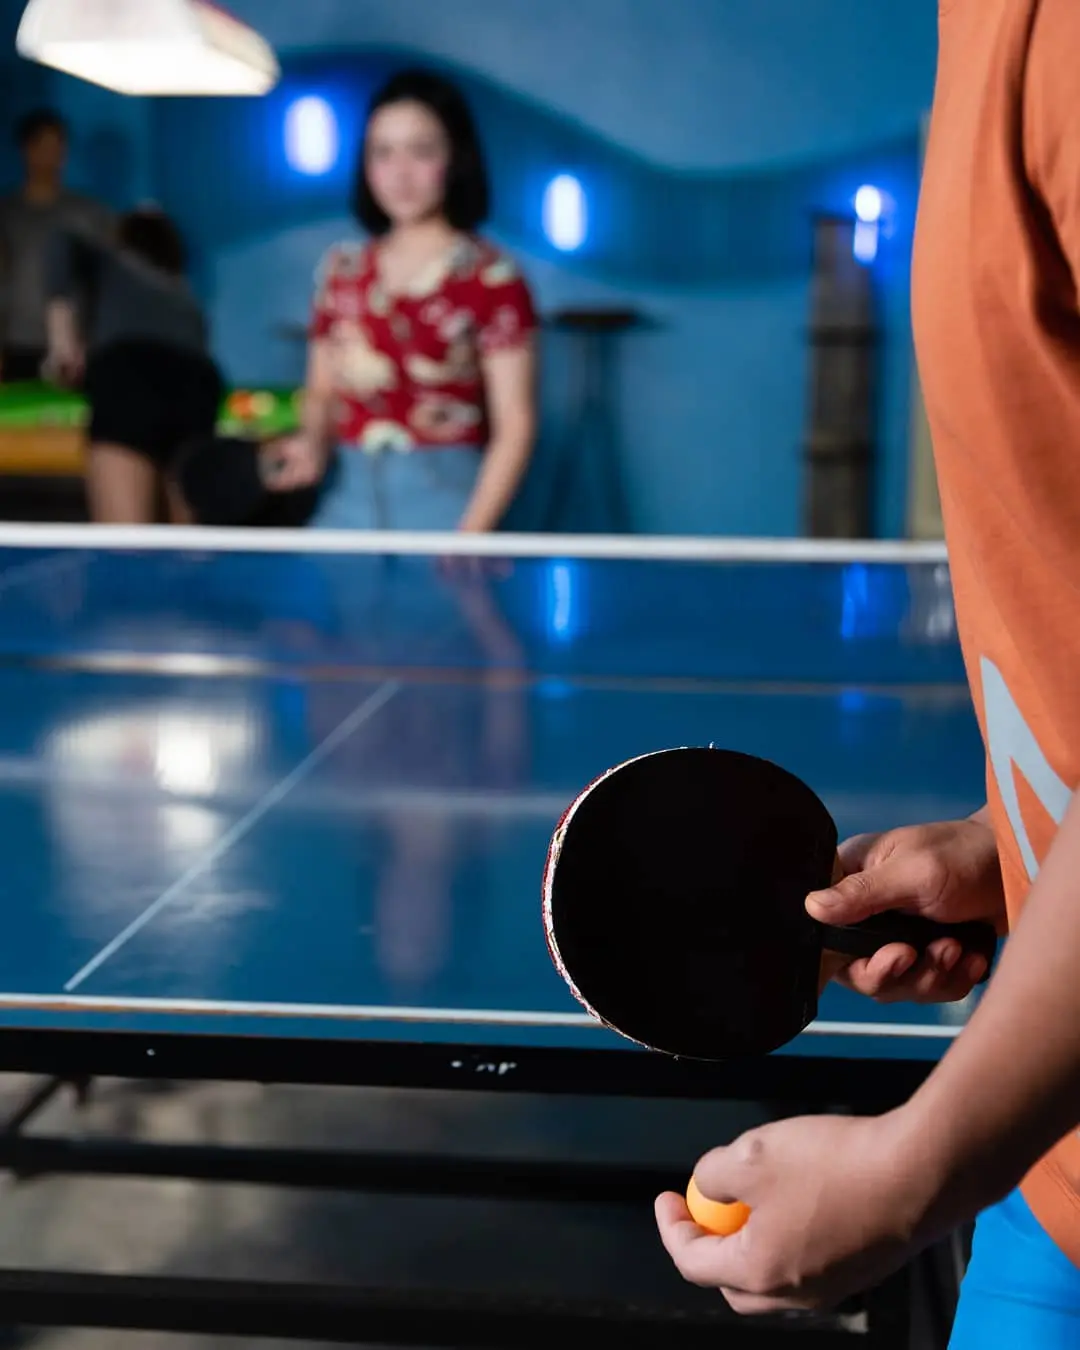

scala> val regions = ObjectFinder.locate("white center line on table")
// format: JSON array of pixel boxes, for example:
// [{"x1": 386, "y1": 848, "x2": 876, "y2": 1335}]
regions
[{"x1": 63, "y1": 679, "x2": 402, "y2": 993}]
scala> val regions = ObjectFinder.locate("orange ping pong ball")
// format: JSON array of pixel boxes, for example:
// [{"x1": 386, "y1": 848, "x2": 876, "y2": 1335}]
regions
[{"x1": 686, "y1": 1175, "x2": 751, "y2": 1236}]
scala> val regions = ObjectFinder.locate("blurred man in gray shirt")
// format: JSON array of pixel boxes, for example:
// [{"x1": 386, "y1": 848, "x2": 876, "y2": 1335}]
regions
[{"x1": 0, "y1": 109, "x2": 112, "y2": 382}]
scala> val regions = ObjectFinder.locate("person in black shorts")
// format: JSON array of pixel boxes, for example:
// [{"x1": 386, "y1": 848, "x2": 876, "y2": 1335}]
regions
[{"x1": 44, "y1": 207, "x2": 223, "y2": 523}]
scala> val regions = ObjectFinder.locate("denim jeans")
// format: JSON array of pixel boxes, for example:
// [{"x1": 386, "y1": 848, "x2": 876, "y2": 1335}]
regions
[{"x1": 308, "y1": 445, "x2": 481, "y2": 531}]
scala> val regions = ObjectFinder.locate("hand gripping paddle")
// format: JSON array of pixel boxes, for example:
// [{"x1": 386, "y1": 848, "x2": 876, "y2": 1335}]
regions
[
  {"x1": 541, "y1": 746, "x2": 998, "y2": 1234},
  {"x1": 174, "y1": 434, "x2": 319, "y2": 527}
]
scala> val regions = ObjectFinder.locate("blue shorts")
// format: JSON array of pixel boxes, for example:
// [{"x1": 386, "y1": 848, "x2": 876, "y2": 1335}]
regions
[
  {"x1": 308, "y1": 445, "x2": 481, "y2": 532},
  {"x1": 949, "y1": 1189, "x2": 1080, "y2": 1347}
]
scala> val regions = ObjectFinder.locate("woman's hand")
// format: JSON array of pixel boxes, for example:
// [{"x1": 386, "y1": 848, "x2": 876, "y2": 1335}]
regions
[
  {"x1": 807, "y1": 814, "x2": 1005, "y2": 1003},
  {"x1": 43, "y1": 337, "x2": 84, "y2": 388},
  {"x1": 262, "y1": 434, "x2": 327, "y2": 492},
  {"x1": 457, "y1": 342, "x2": 536, "y2": 532},
  {"x1": 44, "y1": 298, "x2": 85, "y2": 387}
]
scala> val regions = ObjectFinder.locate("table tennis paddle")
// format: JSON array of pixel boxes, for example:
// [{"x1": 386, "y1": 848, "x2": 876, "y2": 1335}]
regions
[
  {"x1": 173, "y1": 433, "x2": 320, "y2": 528},
  {"x1": 543, "y1": 745, "x2": 997, "y2": 1061},
  {"x1": 542, "y1": 745, "x2": 998, "y2": 1235}
]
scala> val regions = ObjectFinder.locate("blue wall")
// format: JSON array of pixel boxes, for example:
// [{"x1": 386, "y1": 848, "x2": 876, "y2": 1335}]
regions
[
  {"x1": 0, "y1": 0, "x2": 939, "y2": 536},
  {"x1": 0, "y1": 0, "x2": 50, "y2": 188}
]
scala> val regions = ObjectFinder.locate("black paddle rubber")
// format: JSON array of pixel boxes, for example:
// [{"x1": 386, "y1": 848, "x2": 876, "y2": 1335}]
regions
[{"x1": 543, "y1": 746, "x2": 998, "y2": 1060}]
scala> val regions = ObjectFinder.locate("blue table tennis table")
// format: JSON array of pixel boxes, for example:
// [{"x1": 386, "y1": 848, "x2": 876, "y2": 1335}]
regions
[{"x1": 0, "y1": 531, "x2": 984, "y2": 1346}]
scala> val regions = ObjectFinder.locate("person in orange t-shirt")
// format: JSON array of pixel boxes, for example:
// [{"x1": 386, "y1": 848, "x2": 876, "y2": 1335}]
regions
[{"x1": 655, "y1": 2, "x2": 1080, "y2": 1342}]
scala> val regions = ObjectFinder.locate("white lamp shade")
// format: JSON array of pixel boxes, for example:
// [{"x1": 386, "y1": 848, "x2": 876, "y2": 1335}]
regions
[{"x1": 16, "y1": 0, "x2": 280, "y2": 96}]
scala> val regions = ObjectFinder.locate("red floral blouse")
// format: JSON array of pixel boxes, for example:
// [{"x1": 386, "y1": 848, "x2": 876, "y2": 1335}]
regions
[{"x1": 309, "y1": 235, "x2": 537, "y2": 451}]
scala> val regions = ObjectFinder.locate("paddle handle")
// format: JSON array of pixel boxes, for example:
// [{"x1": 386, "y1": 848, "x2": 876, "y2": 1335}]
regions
[{"x1": 821, "y1": 912, "x2": 999, "y2": 982}]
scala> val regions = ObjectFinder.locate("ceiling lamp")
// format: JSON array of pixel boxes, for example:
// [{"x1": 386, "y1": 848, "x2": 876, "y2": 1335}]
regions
[{"x1": 16, "y1": 0, "x2": 280, "y2": 96}]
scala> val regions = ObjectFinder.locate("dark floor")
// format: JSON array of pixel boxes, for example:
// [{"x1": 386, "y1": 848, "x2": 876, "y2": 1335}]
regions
[{"x1": 0, "y1": 1072, "x2": 960, "y2": 1349}]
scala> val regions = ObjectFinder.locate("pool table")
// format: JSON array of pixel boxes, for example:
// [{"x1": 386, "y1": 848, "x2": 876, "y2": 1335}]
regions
[{"x1": 0, "y1": 382, "x2": 303, "y2": 478}]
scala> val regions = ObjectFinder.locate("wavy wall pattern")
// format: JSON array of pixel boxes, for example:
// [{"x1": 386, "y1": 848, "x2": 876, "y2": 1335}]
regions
[{"x1": 151, "y1": 47, "x2": 920, "y2": 293}]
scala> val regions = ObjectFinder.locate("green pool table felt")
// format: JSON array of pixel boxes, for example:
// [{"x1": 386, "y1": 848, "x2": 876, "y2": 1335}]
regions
[{"x1": 0, "y1": 382, "x2": 303, "y2": 439}]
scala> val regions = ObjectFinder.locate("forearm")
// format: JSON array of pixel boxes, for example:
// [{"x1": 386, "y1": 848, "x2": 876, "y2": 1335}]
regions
[
  {"x1": 46, "y1": 298, "x2": 78, "y2": 352},
  {"x1": 902, "y1": 789, "x2": 1080, "y2": 1228},
  {"x1": 301, "y1": 390, "x2": 334, "y2": 449},
  {"x1": 299, "y1": 342, "x2": 335, "y2": 453},
  {"x1": 459, "y1": 425, "x2": 533, "y2": 532}
]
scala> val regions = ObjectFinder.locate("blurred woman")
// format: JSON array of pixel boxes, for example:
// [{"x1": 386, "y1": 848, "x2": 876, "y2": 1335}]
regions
[
  {"x1": 45, "y1": 207, "x2": 223, "y2": 524},
  {"x1": 271, "y1": 68, "x2": 538, "y2": 532}
]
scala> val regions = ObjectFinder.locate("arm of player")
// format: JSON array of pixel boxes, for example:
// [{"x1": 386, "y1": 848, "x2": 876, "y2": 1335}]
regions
[
  {"x1": 267, "y1": 339, "x2": 335, "y2": 492},
  {"x1": 656, "y1": 792, "x2": 1080, "y2": 1315},
  {"x1": 901, "y1": 787, "x2": 1080, "y2": 1225},
  {"x1": 903, "y1": 0, "x2": 1080, "y2": 1235},
  {"x1": 299, "y1": 338, "x2": 336, "y2": 451},
  {"x1": 44, "y1": 299, "x2": 81, "y2": 381},
  {"x1": 42, "y1": 227, "x2": 91, "y2": 384},
  {"x1": 458, "y1": 341, "x2": 537, "y2": 532},
  {"x1": 267, "y1": 242, "x2": 348, "y2": 492}
]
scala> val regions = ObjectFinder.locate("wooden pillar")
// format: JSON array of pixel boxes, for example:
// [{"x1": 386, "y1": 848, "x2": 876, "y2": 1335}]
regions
[{"x1": 803, "y1": 213, "x2": 878, "y2": 538}]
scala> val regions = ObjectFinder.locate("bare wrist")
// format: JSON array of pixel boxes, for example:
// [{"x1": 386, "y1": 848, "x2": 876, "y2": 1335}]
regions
[
  {"x1": 458, "y1": 500, "x2": 499, "y2": 532},
  {"x1": 301, "y1": 430, "x2": 329, "y2": 462},
  {"x1": 888, "y1": 1083, "x2": 1024, "y2": 1245},
  {"x1": 877, "y1": 1104, "x2": 982, "y2": 1245}
]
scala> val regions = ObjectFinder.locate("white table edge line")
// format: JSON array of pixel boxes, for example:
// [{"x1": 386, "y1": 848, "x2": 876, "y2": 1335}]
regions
[{"x1": 0, "y1": 994, "x2": 968, "y2": 1039}]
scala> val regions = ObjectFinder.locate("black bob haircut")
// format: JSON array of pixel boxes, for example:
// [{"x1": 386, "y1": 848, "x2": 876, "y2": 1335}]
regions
[
  {"x1": 118, "y1": 208, "x2": 187, "y2": 276},
  {"x1": 352, "y1": 68, "x2": 490, "y2": 235},
  {"x1": 15, "y1": 108, "x2": 68, "y2": 147}
]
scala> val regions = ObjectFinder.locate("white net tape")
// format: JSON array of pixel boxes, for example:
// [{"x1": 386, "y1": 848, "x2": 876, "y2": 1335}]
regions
[{"x1": 0, "y1": 522, "x2": 948, "y2": 562}]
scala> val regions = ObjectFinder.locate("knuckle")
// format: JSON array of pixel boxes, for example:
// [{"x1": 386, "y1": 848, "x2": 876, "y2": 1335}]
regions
[
  {"x1": 848, "y1": 968, "x2": 881, "y2": 996},
  {"x1": 861, "y1": 835, "x2": 896, "y2": 867},
  {"x1": 841, "y1": 967, "x2": 886, "y2": 999},
  {"x1": 837, "y1": 831, "x2": 877, "y2": 863},
  {"x1": 855, "y1": 967, "x2": 906, "y2": 1001},
  {"x1": 916, "y1": 854, "x2": 949, "y2": 898},
  {"x1": 916, "y1": 967, "x2": 947, "y2": 1000},
  {"x1": 867, "y1": 827, "x2": 935, "y2": 873},
  {"x1": 696, "y1": 1143, "x2": 727, "y2": 1175},
  {"x1": 838, "y1": 870, "x2": 874, "y2": 904},
  {"x1": 865, "y1": 823, "x2": 924, "y2": 865},
  {"x1": 732, "y1": 1131, "x2": 768, "y2": 1171}
]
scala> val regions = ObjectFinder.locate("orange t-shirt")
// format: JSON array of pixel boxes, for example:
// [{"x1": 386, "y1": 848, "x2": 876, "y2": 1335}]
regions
[{"x1": 913, "y1": 0, "x2": 1080, "y2": 1264}]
